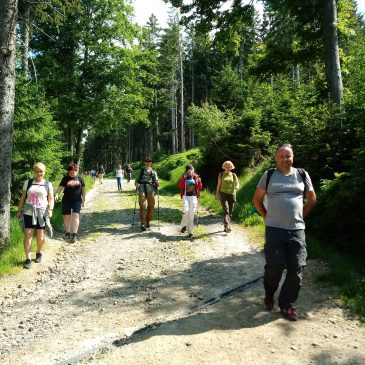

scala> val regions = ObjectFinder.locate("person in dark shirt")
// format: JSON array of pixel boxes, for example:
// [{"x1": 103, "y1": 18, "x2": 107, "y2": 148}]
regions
[{"x1": 55, "y1": 163, "x2": 86, "y2": 243}]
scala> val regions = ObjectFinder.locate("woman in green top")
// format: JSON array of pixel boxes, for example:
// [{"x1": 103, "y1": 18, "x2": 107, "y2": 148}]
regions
[{"x1": 215, "y1": 161, "x2": 239, "y2": 233}]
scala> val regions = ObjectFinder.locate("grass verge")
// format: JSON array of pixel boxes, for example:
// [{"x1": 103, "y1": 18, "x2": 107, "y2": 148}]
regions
[{"x1": 307, "y1": 235, "x2": 365, "y2": 322}]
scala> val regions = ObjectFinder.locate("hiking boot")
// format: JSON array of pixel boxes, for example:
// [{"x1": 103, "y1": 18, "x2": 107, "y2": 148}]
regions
[
  {"x1": 35, "y1": 252, "x2": 42, "y2": 263},
  {"x1": 264, "y1": 294, "x2": 274, "y2": 310},
  {"x1": 141, "y1": 225, "x2": 147, "y2": 231},
  {"x1": 146, "y1": 223, "x2": 150, "y2": 229},
  {"x1": 69, "y1": 233, "x2": 77, "y2": 243},
  {"x1": 24, "y1": 259, "x2": 32, "y2": 269},
  {"x1": 226, "y1": 226, "x2": 232, "y2": 233},
  {"x1": 188, "y1": 233, "x2": 193, "y2": 238},
  {"x1": 63, "y1": 232, "x2": 71, "y2": 242},
  {"x1": 180, "y1": 226, "x2": 187, "y2": 233},
  {"x1": 280, "y1": 304, "x2": 299, "y2": 321}
]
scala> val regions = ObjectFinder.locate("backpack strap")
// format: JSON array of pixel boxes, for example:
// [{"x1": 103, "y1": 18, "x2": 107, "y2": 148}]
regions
[
  {"x1": 26, "y1": 179, "x2": 34, "y2": 192},
  {"x1": 265, "y1": 168, "x2": 276, "y2": 193},
  {"x1": 137, "y1": 168, "x2": 144, "y2": 184},
  {"x1": 296, "y1": 168, "x2": 308, "y2": 193}
]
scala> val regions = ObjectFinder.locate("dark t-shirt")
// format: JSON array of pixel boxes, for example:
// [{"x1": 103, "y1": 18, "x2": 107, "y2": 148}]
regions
[
  {"x1": 126, "y1": 167, "x2": 133, "y2": 174},
  {"x1": 60, "y1": 175, "x2": 85, "y2": 202}
]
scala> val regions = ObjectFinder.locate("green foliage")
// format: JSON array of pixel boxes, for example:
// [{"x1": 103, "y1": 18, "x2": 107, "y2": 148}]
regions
[
  {"x1": 186, "y1": 104, "x2": 234, "y2": 146},
  {"x1": 211, "y1": 64, "x2": 246, "y2": 111},
  {"x1": 153, "y1": 148, "x2": 202, "y2": 180},
  {"x1": 12, "y1": 79, "x2": 64, "y2": 202}
]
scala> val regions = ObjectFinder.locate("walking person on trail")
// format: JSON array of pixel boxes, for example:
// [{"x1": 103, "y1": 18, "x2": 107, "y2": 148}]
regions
[
  {"x1": 16, "y1": 162, "x2": 54, "y2": 269},
  {"x1": 90, "y1": 169, "x2": 97, "y2": 184},
  {"x1": 252, "y1": 144, "x2": 316, "y2": 321},
  {"x1": 55, "y1": 163, "x2": 86, "y2": 243},
  {"x1": 215, "y1": 160, "x2": 239, "y2": 233},
  {"x1": 135, "y1": 157, "x2": 160, "y2": 231},
  {"x1": 125, "y1": 163, "x2": 133, "y2": 183},
  {"x1": 178, "y1": 165, "x2": 202, "y2": 238},
  {"x1": 97, "y1": 165, "x2": 105, "y2": 184},
  {"x1": 116, "y1": 165, "x2": 124, "y2": 192}
]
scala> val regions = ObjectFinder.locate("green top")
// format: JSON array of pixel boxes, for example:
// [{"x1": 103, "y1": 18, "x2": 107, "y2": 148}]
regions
[{"x1": 220, "y1": 172, "x2": 237, "y2": 194}]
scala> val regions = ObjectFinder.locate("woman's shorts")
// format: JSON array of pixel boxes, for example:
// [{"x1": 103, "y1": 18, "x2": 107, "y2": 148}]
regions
[
  {"x1": 62, "y1": 200, "x2": 82, "y2": 215},
  {"x1": 23, "y1": 214, "x2": 46, "y2": 230}
]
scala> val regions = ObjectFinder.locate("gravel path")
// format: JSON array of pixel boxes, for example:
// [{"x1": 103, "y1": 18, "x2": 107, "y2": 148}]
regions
[{"x1": 0, "y1": 179, "x2": 364, "y2": 365}]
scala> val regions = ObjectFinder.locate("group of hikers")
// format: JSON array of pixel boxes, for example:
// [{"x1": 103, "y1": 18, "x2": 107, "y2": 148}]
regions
[{"x1": 16, "y1": 143, "x2": 316, "y2": 321}]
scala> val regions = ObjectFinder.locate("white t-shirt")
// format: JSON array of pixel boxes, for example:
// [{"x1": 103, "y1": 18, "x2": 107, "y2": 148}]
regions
[
  {"x1": 22, "y1": 179, "x2": 53, "y2": 216},
  {"x1": 116, "y1": 169, "x2": 124, "y2": 178}
]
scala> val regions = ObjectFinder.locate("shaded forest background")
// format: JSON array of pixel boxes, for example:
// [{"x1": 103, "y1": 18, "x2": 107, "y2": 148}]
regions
[{"x1": 7, "y1": 0, "x2": 365, "y2": 255}]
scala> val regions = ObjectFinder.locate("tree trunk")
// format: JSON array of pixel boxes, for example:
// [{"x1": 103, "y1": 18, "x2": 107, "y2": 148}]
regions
[
  {"x1": 179, "y1": 34, "x2": 185, "y2": 152},
  {"x1": 171, "y1": 85, "x2": 176, "y2": 154},
  {"x1": 155, "y1": 90, "x2": 161, "y2": 152},
  {"x1": 75, "y1": 126, "x2": 83, "y2": 164},
  {"x1": 128, "y1": 124, "x2": 133, "y2": 162},
  {"x1": 292, "y1": 65, "x2": 300, "y2": 85},
  {"x1": 20, "y1": 1, "x2": 31, "y2": 78},
  {"x1": 0, "y1": 0, "x2": 18, "y2": 246},
  {"x1": 323, "y1": 0, "x2": 343, "y2": 105}
]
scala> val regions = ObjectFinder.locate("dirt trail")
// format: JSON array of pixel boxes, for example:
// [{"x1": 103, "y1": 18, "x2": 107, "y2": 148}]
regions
[{"x1": 0, "y1": 179, "x2": 364, "y2": 365}]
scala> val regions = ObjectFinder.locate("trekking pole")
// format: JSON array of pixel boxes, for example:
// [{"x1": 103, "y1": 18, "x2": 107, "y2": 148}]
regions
[
  {"x1": 157, "y1": 187, "x2": 160, "y2": 229},
  {"x1": 132, "y1": 188, "x2": 138, "y2": 226}
]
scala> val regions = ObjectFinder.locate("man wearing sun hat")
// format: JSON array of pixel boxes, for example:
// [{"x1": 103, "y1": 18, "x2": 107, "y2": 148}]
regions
[{"x1": 135, "y1": 157, "x2": 160, "y2": 231}]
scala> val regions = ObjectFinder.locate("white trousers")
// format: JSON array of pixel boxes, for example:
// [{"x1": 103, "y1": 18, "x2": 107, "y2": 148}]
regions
[{"x1": 181, "y1": 195, "x2": 197, "y2": 234}]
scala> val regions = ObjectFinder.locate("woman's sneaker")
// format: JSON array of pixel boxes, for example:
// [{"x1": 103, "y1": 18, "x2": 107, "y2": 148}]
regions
[
  {"x1": 63, "y1": 232, "x2": 71, "y2": 242},
  {"x1": 35, "y1": 252, "x2": 42, "y2": 263},
  {"x1": 280, "y1": 304, "x2": 299, "y2": 321},
  {"x1": 70, "y1": 233, "x2": 78, "y2": 243},
  {"x1": 23, "y1": 259, "x2": 32, "y2": 269}
]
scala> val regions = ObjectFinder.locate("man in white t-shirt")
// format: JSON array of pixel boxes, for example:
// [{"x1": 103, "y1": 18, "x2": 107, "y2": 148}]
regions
[{"x1": 253, "y1": 144, "x2": 316, "y2": 321}]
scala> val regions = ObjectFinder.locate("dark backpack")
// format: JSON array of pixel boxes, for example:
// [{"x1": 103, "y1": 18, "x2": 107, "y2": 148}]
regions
[
  {"x1": 26, "y1": 179, "x2": 50, "y2": 195},
  {"x1": 265, "y1": 168, "x2": 308, "y2": 193}
]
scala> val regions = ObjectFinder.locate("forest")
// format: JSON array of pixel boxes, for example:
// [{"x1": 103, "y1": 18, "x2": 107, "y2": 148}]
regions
[{"x1": 0, "y1": 0, "x2": 364, "y2": 258}]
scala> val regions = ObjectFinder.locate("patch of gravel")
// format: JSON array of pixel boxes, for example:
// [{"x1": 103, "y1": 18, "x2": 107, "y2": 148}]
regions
[{"x1": 0, "y1": 179, "x2": 364, "y2": 365}]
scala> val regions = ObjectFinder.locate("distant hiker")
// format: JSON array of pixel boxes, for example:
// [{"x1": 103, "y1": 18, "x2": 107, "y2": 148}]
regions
[
  {"x1": 97, "y1": 165, "x2": 105, "y2": 184},
  {"x1": 135, "y1": 157, "x2": 159, "y2": 231},
  {"x1": 90, "y1": 169, "x2": 97, "y2": 183},
  {"x1": 126, "y1": 164, "x2": 133, "y2": 183},
  {"x1": 16, "y1": 162, "x2": 54, "y2": 269},
  {"x1": 252, "y1": 144, "x2": 316, "y2": 321},
  {"x1": 215, "y1": 160, "x2": 239, "y2": 233},
  {"x1": 178, "y1": 165, "x2": 202, "y2": 237},
  {"x1": 116, "y1": 165, "x2": 124, "y2": 192},
  {"x1": 55, "y1": 163, "x2": 86, "y2": 243}
]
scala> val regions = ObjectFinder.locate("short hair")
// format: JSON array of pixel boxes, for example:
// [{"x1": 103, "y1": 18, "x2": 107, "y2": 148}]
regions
[
  {"x1": 222, "y1": 160, "x2": 235, "y2": 169},
  {"x1": 277, "y1": 143, "x2": 293, "y2": 151},
  {"x1": 67, "y1": 163, "x2": 78, "y2": 171},
  {"x1": 33, "y1": 162, "x2": 46, "y2": 172}
]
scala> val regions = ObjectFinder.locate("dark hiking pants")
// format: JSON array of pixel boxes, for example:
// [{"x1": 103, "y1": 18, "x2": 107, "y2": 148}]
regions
[
  {"x1": 219, "y1": 191, "x2": 236, "y2": 227},
  {"x1": 264, "y1": 226, "x2": 307, "y2": 308}
]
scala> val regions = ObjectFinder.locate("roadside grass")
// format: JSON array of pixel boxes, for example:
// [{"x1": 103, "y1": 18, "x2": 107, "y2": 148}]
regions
[
  {"x1": 0, "y1": 175, "x2": 93, "y2": 276},
  {"x1": 306, "y1": 235, "x2": 365, "y2": 322}
]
